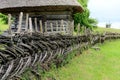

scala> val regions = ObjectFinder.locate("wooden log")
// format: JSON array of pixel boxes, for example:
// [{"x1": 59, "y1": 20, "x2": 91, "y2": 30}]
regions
[
  {"x1": 29, "y1": 18, "x2": 33, "y2": 35},
  {"x1": 17, "y1": 12, "x2": 23, "y2": 33},
  {"x1": 39, "y1": 20, "x2": 43, "y2": 33},
  {"x1": 34, "y1": 18, "x2": 38, "y2": 32},
  {"x1": 25, "y1": 13, "x2": 29, "y2": 32},
  {"x1": 8, "y1": 14, "x2": 12, "y2": 34}
]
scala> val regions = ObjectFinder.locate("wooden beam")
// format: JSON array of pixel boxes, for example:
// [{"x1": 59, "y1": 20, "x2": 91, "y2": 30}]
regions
[{"x1": 17, "y1": 12, "x2": 23, "y2": 33}]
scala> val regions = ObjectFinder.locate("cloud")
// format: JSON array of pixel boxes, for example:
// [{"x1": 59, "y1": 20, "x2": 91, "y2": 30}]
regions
[{"x1": 88, "y1": 0, "x2": 120, "y2": 22}]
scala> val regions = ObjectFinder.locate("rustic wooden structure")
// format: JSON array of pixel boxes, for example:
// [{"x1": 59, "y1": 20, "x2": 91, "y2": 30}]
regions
[{"x1": 0, "y1": 0, "x2": 83, "y2": 34}]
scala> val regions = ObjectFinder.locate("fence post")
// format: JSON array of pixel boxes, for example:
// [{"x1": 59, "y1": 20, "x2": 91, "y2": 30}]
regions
[
  {"x1": 17, "y1": 12, "x2": 23, "y2": 33},
  {"x1": 39, "y1": 20, "x2": 43, "y2": 33},
  {"x1": 8, "y1": 14, "x2": 12, "y2": 34},
  {"x1": 25, "y1": 13, "x2": 29, "y2": 32}
]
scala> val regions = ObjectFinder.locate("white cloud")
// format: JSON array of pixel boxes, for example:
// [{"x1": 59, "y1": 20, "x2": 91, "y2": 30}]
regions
[{"x1": 88, "y1": 0, "x2": 120, "y2": 22}]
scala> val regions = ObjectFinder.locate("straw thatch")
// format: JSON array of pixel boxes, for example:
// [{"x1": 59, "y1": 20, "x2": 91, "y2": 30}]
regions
[{"x1": 0, "y1": 0, "x2": 83, "y2": 13}]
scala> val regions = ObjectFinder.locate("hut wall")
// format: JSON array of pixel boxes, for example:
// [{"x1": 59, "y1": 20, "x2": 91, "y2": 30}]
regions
[{"x1": 10, "y1": 11, "x2": 74, "y2": 34}]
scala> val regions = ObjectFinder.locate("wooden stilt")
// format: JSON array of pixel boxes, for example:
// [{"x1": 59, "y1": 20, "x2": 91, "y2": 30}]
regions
[
  {"x1": 17, "y1": 12, "x2": 23, "y2": 33},
  {"x1": 50, "y1": 23, "x2": 53, "y2": 33},
  {"x1": 29, "y1": 18, "x2": 33, "y2": 35},
  {"x1": 8, "y1": 14, "x2": 12, "y2": 34},
  {"x1": 25, "y1": 13, "x2": 29, "y2": 32},
  {"x1": 56, "y1": 21, "x2": 58, "y2": 32},
  {"x1": 34, "y1": 18, "x2": 38, "y2": 32},
  {"x1": 39, "y1": 20, "x2": 43, "y2": 33},
  {"x1": 61, "y1": 20, "x2": 64, "y2": 32},
  {"x1": 45, "y1": 22, "x2": 47, "y2": 33}
]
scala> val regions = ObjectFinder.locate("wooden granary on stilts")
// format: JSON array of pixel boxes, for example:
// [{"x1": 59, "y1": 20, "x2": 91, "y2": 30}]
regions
[{"x1": 0, "y1": 0, "x2": 83, "y2": 34}]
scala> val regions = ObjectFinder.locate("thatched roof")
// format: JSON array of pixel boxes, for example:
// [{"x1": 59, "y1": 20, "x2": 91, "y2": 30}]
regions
[{"x1": 0, "y1": 0, "x2": 83, "y2": 13}]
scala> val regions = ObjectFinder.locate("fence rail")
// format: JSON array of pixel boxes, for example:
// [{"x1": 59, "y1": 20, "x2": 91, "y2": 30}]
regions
[{"x1": 0, "y1": 32, "x2": 120, "y2": 80}]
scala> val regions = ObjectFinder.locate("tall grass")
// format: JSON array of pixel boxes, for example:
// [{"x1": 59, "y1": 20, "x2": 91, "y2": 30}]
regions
[{"x1": 42, "y1": 40, "x2": 120, "y2": 80}]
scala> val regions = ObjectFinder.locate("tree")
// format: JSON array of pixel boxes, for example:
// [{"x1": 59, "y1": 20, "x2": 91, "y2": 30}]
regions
[
  {"x1": 0, "y1": 13, "x2": 8, "y2": 24},
  {"x1": 74, "y1": 0, "x2": 98, "y2": 31}
]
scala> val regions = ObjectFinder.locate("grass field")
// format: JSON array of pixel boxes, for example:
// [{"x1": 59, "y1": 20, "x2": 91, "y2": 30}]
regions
[
  {"x1": 42, "y1": 40, "x2": 120, "y2": 80},
  {"x1": 93, "y1": 27, "x2": 120, "y2": 33}
]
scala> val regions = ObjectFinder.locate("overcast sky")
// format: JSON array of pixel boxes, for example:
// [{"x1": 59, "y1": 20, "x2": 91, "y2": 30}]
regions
[{"x1": 88, "y1": 0, "x2": 120, "y2": 23}]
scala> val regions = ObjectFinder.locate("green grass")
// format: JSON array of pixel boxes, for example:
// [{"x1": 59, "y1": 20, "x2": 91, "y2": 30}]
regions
[
  {"x1": 94, "y1": 27, "x2": 120, "y2": 33},
  {"x1": 42, "y1": 40, "x2": 120, "y2": 80}
]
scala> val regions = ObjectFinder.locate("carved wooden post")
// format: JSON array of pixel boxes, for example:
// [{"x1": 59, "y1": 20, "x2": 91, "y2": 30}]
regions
[
  {"x1": 8, "y1": 14, "x2": 12, "y2": 34},
  {"x1": 34, "y1": 18, "x2": 38, "y2": 32},
  {"x1": 25, "y1": 13, "x2": 29, "y2": 32},
  {"x1": 39, "y1": 20, "x2": 43, "y2": 33},
  {"x1": 50, "y1": 23, "x2": 53, "y2": 33},
  {"x1": 17, "y1": 12, "x2": 23, "y2": 33},
  {"x1": 29, "y1": 18, "x2": 33, "y2": 35}
]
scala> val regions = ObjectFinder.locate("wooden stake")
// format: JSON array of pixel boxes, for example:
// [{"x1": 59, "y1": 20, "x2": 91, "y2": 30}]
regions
[
  {"x1": 61, "y1": 20, "x2": 64, "y2": 32},
  {"x1": 25, "y1": 13, "x2": 29, "y2": 32},
  {"x1": 39, "y1": 20, "x2": 43, "y2": 33},
  {"x1": 29, "y1": 18, "x2": 33, "y2": 34},
  {"x1": 8, "y1": 14, "x2": 12, "y2": 34},
  {"x1": 17, "y1": 12, "x2": 23, "y2": 33},
  {"x1": 56, "y1": 21, "x2": 58, "y2": 32},
  {"x1": 34, "y1": 18, "x2": 38, "y2": 32},
  {"x1": 50, "y1": 23, "x2": 53, "y2": 33},
  {"x1": 45, "y1": 22, "x2": 47, "y2": 33},
  {"x1": 71, "y1": 20, "x2": 74, "y2": 35}
]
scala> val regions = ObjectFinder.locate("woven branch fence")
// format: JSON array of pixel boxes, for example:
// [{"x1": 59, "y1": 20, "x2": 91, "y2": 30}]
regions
[{"x1": 0, "y1": 32, "x2": 120, "y2": 80}]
